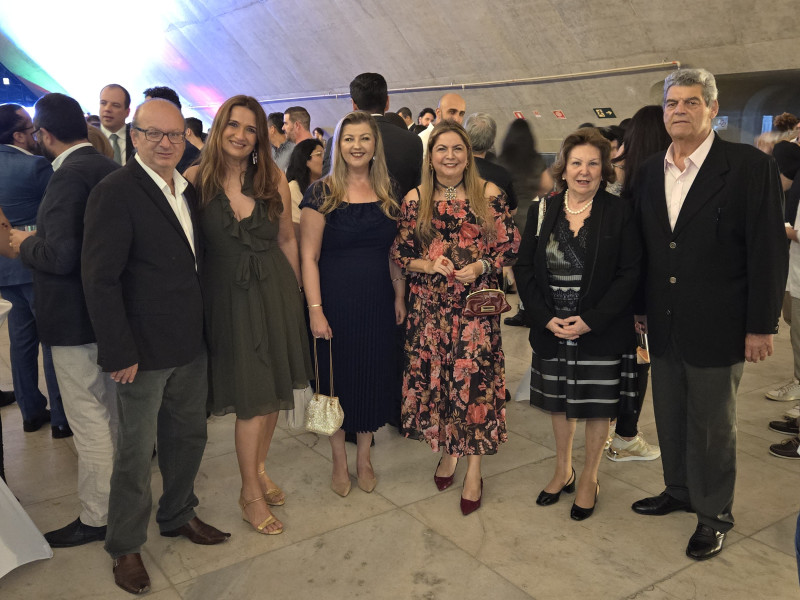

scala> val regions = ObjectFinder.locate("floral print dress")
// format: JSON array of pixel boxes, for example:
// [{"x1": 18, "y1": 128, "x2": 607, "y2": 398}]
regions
[{"x1": 391, "y1": 193, "x2": 520, "y2": 456}]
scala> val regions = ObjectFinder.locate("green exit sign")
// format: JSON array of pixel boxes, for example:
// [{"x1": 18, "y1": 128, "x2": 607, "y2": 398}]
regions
[{"x1": 593, "y1": 108, "x2": 616, "y2": 119}]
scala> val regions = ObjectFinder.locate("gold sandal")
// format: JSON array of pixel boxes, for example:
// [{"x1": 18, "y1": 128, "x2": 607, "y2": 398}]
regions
[
  {"x1": 239, "y1": 495, "x2": 283, "y2": 535},
  {"x1": 258, "y1": 468, "x2": 285, "y2": 506}
]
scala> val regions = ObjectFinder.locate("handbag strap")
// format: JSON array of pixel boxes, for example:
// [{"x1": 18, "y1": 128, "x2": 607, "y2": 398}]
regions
[{"x1": 313, "y1": 338, "x2": 334, "y2": 396}]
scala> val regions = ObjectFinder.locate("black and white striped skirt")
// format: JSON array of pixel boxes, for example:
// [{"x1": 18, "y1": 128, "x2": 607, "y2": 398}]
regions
[{"x1": 530, "y1": 339, "x2": 637, "y2": 419}]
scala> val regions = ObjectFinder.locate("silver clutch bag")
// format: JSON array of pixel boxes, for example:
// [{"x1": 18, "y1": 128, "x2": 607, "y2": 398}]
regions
[{"x1": 304, "y1": 338, "x2": 344, "y2": 436}]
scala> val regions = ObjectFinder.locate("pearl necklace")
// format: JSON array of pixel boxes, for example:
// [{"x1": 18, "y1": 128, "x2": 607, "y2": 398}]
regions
[{"x1": 563, "y1": 189, "x2": 593, "y2": 215}]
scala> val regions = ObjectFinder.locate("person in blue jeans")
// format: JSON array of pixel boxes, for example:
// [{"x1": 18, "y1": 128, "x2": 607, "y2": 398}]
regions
[{"x1": 0, "y1": 104, "x2": 69, "y2": 438}]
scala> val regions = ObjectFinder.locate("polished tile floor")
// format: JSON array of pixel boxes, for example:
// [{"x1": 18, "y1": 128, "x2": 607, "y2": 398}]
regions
[{"x1": 0, "y1": 302, "x2": 799, "y2": 599}]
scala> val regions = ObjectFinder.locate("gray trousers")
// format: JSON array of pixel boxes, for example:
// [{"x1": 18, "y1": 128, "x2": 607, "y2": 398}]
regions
[
  {"x1": 650, "y1": 336, "x2": 743, "y2": 533},
  {"x1": 105, "y1": 351, "x2": 208, "y2": 559}
]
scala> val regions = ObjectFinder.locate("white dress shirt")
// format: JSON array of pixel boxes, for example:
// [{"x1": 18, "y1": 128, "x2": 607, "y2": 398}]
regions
[
  {"x1": 663, "y1": 130, "x2": 715, "y2": 230},
  {"x1": 51, "y1": 142, "x2": 93, "y2": 172},
  {"x1": 134, "y1": 154, "x2": 196, "y2": 261}
]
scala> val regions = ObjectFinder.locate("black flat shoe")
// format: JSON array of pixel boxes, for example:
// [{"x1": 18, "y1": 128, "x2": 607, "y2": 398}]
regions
[
  {"x1": 44, "y1": 517, "x2": 106, "y2": 548},
  {"x1": 22, "y1": 410, "x2": 51, "y2": 433},
  {"x1": 632, "y1": 492, "x2": 693, "y2": 515},
  {"x1": 570, "y1": 482, "x2": 599, "y2": 521},
  {"x1": 434, "y1": 457, "x2": 457, "y2": 491},
  {"x1": 536, "y1": 468, "x2": 575, "y2": 506},
  {"x1": 686, "y1": 524, "x2": 726, "y2": 560}
]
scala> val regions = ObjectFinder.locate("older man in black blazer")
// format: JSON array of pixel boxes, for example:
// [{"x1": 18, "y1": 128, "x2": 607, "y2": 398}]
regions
[
  {"x1": 11, "y1": 93, "x2": 120, "y2": 549},
  {"x1": 82, "y1": 99, "x2": 229, "y2": 595},
  {"x1": 632, "y1": 68, "x2": 788, "y2": 560},
  {"x1": 322, "y1": 72, "x2": 423, "y2": 198}
]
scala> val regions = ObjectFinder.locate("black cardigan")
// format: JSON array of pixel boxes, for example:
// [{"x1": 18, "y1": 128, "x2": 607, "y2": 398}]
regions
[{"x1": 514, "y1": 189, "x2": 642, "y2": 358}]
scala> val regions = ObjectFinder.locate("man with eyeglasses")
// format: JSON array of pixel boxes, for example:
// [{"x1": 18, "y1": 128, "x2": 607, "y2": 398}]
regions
[
  {"x1": 0, "y1": 103, "x2": 70, "y2": 438},
  {"x1": 9, "y1": 93, "x2": 119, "y2": 549},
  {"x1": 83, "y1": 98, "x2": 229, "y2": 595},
  {"x1": 632, "y1": 68, "x2": 787, "y2": 560}
]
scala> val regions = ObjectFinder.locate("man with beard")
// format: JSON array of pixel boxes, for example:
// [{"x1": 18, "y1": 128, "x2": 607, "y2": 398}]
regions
[
  {"x1": 0, "y1": 103, "x2": 69, "y2": 437},
  {"x1": 9, "y1": 93, "x2": 120, "y2": 548}
]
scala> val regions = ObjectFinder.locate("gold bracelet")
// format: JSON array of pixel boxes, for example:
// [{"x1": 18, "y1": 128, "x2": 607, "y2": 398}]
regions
[{"x1": 308, "y1": 303, "x2": 322, "y2": 308}]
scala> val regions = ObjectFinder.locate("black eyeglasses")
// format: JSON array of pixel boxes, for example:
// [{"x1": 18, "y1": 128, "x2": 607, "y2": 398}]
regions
[
  {"x1": 132, "y1": 126, "x2": 185, "y2": 144},
  {"x1": 31, "y1": 128, "x2": 40, "y2": 141}
]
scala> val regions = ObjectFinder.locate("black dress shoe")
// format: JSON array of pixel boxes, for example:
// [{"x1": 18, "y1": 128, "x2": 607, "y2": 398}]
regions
[
  {"x1": 44, "y1": 517, "x2": 106, "y2": 548},
  {"x1": 536, "y1": 468, "x2": 575, "y2": 506},
  {"x1": 632, "y1": 492, "x2": 693, "y2": 515},
  {"x1": 22, "y1": 410, "x2": 51, "y2": 432},
  {"x1": 52, "y1": 424, "x2": 73, "y2": 439},
  {"x1": 570, "y1": 482, "x2": 599, "y2": 521},
  {"x1": 0, "y1": 390, "x2": 15, "y2": 407},
  {"x1": 686, "y1": 524, "x2": 726, "y2": 560},
  {"x1": 503, "y1": 310, "x2": 529, "y2": 327}
]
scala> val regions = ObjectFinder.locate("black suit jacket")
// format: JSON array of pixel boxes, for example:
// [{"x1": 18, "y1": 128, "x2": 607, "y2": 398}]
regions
[
  {"x1": 515, "y1": 189, "x2": 641, "y2": 358},
  {"x1": 634, "y1": 134, "x2": 788, "y2": 367},
  {"x1": 475, "y1": 157, "x2": 518, "y2": 210},
  {"x1": 19, "y1": 146, "x2": 119, "y2": 346},
  {"x1": 322, "y1": 114, "x2": 423, "y2": 198},
  {"x1": 82, "y1": 159, "x2": 205, "y2": 372}
]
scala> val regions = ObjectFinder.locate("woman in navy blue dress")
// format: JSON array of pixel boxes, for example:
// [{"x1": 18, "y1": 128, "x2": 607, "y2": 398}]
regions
[{"x1": 300, "y1": 111, "x2": 406, "y2": 497}]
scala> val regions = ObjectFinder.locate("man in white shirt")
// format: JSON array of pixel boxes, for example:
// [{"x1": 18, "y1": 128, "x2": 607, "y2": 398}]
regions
[
  {"x1": 82, "y1": 99, "x2": 230, "y2": 595},
  {"x1": 419, "y1": 93, "x2": 466, "y2": 159},
  {"x1": 632, "y1": 68, "x2": 787, "y2": 561},
  {"x1": 98, "y1": 84, "x2": 132, "y2": 165},
  {"x1": 10, "y1": 93, "x2": 120, "y2": 548}
]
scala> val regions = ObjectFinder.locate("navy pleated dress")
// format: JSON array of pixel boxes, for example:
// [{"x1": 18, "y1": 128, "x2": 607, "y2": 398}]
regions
[{"x1": 300, "y1": 182, "x2": 399, "y2": 433}]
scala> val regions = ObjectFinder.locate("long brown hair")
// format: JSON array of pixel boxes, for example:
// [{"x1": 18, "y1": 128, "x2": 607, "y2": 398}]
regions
[
  {"x1": 416, "y1": 120, "x2": 492, "y2": 245},
  {"x1": 318, "y1": 111, "x2": 397, "y2": 219},
  {"x1": 195, "y1": 95, "x2": 282, "y2": 221}
]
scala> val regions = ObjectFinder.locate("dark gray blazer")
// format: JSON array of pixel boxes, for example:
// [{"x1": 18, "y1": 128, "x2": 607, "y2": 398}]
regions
[
  {"x1": 634, "y1": 134, "x2": 788, "y2": 367},
  {"x1": 19, "y1": 146, "x2": 119, "y2": 346},
  {"x1": 82, "y1": 159, "x2": 205, "y2": 372}
]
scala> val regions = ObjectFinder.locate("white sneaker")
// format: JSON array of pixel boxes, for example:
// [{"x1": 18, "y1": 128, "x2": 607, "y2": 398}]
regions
[
  {"x1": 606, "y1": 433, "x2": 661, "y2": 462},
  {"x1": 785, "y1": 403, "x2": 800, "y2": 420},
  {"x1": 766, "y1": 380, "x2": 800, "y2": 402}
]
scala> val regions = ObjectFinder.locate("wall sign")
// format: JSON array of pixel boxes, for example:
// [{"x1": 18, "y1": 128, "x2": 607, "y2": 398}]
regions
[
  {"x1": 553, "y1": 110, "x2": 566, "y2": 119},
  {"x1": 513, "y1": 111, "x2": 525, "y2": 119},
  {"x1": 593, "y1": 108, "x2": 616, "y2": 119}
]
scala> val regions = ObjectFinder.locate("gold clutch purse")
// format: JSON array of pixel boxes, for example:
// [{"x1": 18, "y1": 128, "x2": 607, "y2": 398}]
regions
[{"x1": 304, "y1": 338, "x2": 344, "y2": 436}]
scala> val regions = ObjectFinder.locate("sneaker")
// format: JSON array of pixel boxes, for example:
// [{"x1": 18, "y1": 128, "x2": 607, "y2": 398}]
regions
[
  {"x1": 765, "y1": 380, "x2": 800, "y2": 402},
  {"x1": 769, "y1": 417, "x2": 800, "y2": 435},
  {"x1": 769, "y1": 436, "x2": 800, "y2": 459},
  {"x1": 785, "y1": 403, "x2": 800, "y2": 420},
  {"x1": 606, "y1": 433, "x2": 661, "y2": 461}
]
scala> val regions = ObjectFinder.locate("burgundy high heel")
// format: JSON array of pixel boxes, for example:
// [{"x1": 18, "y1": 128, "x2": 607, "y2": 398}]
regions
[
  {"x1": 460, "y1": 478, "x2": 483, "y2": 516},
  {"x1": 434, "y1": 458, "x2": 456, "y2": 491}
]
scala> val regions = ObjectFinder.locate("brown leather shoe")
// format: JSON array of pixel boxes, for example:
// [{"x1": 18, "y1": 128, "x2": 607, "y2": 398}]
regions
[
  {"x1": 113, "y1": 553, "x2": 150, "y2": 595},
  {"x1": 160, "y1": 516, "x2": 231, "y2": 545}
]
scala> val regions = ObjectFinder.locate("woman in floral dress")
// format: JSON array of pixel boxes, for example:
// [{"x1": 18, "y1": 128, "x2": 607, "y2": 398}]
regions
[{"x1": 391, "y1": 121, "x2": 519, "y2": 515}]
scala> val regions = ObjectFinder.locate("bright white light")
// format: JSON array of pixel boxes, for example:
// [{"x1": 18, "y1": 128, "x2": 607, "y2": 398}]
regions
[
  {"x1": 0, "y1": 0, "x2": 178, "y2": 113},
  {"x1": 2, "y1": 78, "x2": 9, "y2": 85}
]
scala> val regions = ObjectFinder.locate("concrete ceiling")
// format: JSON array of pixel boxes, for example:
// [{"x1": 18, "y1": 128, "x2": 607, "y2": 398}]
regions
[{"x1": 4, "y1": 0, "x2": 800, "y2": 151}]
